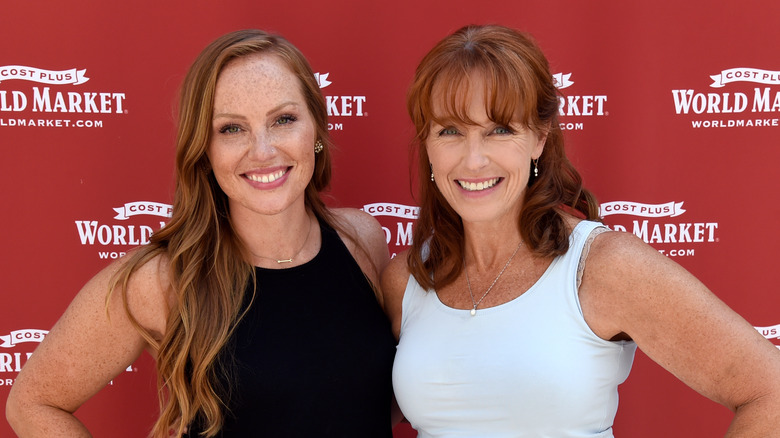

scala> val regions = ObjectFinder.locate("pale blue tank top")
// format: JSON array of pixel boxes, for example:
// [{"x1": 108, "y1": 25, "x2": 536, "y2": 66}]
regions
[{"x1": 392, "y1": 221, "x2": 636, "y2": 438}]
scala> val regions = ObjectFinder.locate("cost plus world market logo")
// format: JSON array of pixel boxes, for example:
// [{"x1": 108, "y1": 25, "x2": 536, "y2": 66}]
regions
[
  {"x1": 362, "y1": 202, "x2": 418, "y2": 258},
  {"x1": 314, "y1": 71, "x2": 367, "y2": 132},
  {"x1": 553, "y1": 72, "x2": 608, "y2": 132},
  {"x1": 75, "y1": 201, "x2": 171, "y2": 259},
  {"x1": 0, "y1": 65, "x2": 127, "y2": 128},
  {"x1": 672, "y1": 67, "x2": 780, "y2": 129},
  {"x1": 600, "y1": 200, "x2": 719, "y2": 257}
]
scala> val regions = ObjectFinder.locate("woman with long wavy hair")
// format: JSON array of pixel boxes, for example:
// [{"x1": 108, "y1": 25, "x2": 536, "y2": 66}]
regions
[
  {"x1": 7, "y1": 29, "x2": 396, "y2": 437},
  {"x1": 382, "y1": 24, "x2": 780, "y2": 437}
]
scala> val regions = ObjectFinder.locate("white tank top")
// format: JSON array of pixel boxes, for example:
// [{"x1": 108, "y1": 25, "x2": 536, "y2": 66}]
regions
[{"x1": 392, "y1": 221, "x2": 636, "y2": 438}]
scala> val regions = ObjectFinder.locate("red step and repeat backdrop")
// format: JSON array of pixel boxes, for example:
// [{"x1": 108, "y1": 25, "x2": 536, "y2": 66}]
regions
[{"x1": 2, "y1": 1, "x2": 779, "y2": 436}]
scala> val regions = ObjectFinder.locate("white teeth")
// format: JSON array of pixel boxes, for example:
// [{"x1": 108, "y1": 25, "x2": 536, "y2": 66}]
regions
[
  {"x1": 247, "y1": 169, "x2": 286, "y2": 183},
  {"x1": 458, "y1": 177, "x2": 499, "y2": 191}
]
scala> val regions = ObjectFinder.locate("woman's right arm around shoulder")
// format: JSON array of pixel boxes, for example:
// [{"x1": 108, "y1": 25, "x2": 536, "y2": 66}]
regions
[
  {"x1": 6, "y1": 253, "x2": 171, "y2": 437},
  {"x1": 380, "y1": 250, "x2": 411, "y2": 342}
]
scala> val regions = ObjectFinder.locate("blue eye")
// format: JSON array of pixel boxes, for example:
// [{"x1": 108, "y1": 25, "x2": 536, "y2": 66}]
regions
[
  {"x1": 494, "y1": 126, "x2": 514, "y2": 135},
  {"x1": 438, "y1": 127, "x2": 459, "y2": 136},
  {"x1": 219, "y1": 124, "x2": 241, "y2": 134}
]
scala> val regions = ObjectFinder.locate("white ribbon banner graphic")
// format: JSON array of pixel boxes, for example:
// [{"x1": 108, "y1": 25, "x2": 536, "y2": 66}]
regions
[
  {"x1": 362, "y1": 203, "x2": 420, "y2": 219},
  {"x1": 710, "y1": 67, "x2": 780, "y2": 88},
  {"x1": 600, "y1": 201, "x2": 686, "y2": 218},
  {"x1": 113, "y1": 201, "x2": 173, "y2": 220},
  {"x1": 0, "y1": 329, "x2": 48, "y2": 348},
  {"x1": 0, "y1": 65, "x2": 89, "y2": 85}
]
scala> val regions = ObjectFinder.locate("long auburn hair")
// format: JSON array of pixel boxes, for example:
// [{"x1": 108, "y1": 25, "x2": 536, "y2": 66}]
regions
[
  {"x1": 108, "y1": 29, "x2": 337, "y2": 437},
  {"x1": 407, "y1": 24, "x2": 600, "y2": 291}
]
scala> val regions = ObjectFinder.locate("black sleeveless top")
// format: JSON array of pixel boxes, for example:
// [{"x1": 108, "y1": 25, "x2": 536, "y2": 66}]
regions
[{"x1": 185, "y1": 221, "x2": 396, "y2": 437}]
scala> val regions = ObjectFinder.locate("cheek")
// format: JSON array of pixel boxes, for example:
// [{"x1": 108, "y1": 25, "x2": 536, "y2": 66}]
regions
[
  {"x1": 205, "y1": 142, "x2": 226, "y2": 168},
  {"x1": 425, "y1": 144, "x2": 448, "y2": 168}
]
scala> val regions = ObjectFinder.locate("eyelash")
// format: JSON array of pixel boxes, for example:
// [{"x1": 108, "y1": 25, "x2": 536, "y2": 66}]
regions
[
  {"x1": 438, "y1": 127, "x2": 459, "y2": 136},
  {"x1": 218, "y1": 124, "x2": 241, "y2": 134},
  {"x1": 436, "y1": 125, "x2": 515, "y2": 136},
  {"x1": 276, "y1": 114, "x2": 297, "y2": 125},
  {"x1": 217, "y1": 114, "x2": 298, "y2": 134}
]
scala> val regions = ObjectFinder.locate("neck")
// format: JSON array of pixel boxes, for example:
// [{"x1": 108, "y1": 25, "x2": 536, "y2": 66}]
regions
[
  {"x1": 462, "y1": 219, "x2": 523, "y2": 272},
  {"x1": 230, "y1": 201, "x2": 317, "y2": 265}
]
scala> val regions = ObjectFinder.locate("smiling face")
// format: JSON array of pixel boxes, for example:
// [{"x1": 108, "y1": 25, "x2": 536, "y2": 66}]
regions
[
  {"x1": 426, "y1": 72, "x2": 546, "y2": 226},
  {"x1": 207, "y1": 53, "x2": 317, "y2": 220}
]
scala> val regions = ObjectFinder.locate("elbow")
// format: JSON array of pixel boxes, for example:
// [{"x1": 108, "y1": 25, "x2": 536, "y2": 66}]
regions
[
  {"x1": 6, "y1": 383, "x2": 39, "y2": 435},
  {"x1": 5, "y1": 385, "x2": 24, "y2": 433}
]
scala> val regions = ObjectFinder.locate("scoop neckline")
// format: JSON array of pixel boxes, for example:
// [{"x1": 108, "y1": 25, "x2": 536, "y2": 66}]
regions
[{"x1": 431, "y1": 220, "x2": 590, "y2": 316}]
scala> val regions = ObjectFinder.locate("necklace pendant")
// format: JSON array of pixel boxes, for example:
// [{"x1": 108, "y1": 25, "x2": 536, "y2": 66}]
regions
[
  {"x1": 276, "y1": 258, "x2": 293, "y2": 263},
  {"x1": 470, "y1": 307, "x2": 477, "y2": 316}
]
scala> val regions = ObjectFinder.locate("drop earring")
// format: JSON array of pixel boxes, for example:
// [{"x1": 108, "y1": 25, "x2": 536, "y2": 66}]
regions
[
  {"x1": 430, "y1": 164, "x2": 435, "y2": 182},
  {"x1": 533, "y1": 158, "x2": 539, "y2": 178}
]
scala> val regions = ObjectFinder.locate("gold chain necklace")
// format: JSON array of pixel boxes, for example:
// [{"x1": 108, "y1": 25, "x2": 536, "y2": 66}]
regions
[
  {"x1": 252, "y1": 216, "x2": 314, "y2": 264},
  {"x1": 464, "y1": 240, "x2": 523, "y2": 316}
]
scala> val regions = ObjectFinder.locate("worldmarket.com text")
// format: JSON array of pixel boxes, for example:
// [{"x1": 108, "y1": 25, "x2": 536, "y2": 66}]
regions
[{"x1": 0, "y1": 118, "x2": 104, "y2": 128}]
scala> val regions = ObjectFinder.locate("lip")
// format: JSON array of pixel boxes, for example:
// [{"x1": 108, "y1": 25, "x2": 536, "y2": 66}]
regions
[
  {"x1": 455, "y1": 177, "x2": 502, "y2": 193},
  {"x1": 243, "y1": 165, "x2": 291, "y2": 189}
]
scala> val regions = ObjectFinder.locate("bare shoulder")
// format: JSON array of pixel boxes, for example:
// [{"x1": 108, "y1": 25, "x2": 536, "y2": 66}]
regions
[
  {"x1": 331, "y1": 207, "x2": 385, "y2": 242},
  {"x1": 580, "y1": 225, "x2": 733, "y2": 345},
  {"x1": 577, "y1": 227, "x2": 677, "y2": 339},
  {"x1": 585, "y1": 227, "x2": 675, "y2": 284},
  {"x1": 57, "y1": 248, "x2": 174, "y2": 355},
  {"x1": 330, "y1": 208, "x2": 389, "y2": 264},
  {"x1": 119, "y1": 251, "x2": 173, "y2": 340},
  {"x1": 69, "y1": 250, "x2": 173, "y2": 344}
]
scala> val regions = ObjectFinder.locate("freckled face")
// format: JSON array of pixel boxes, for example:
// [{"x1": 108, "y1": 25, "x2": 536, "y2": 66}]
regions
[
  {"x1": 207, "y1": 53, "x2": 317, "y2": 219},
  {"x1": 426, "y1": 74, "x2": 545, "y2": 225}
]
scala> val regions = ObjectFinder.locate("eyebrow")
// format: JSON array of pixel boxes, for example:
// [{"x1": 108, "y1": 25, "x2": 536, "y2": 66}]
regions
[{"x1": 212, "y1": 101, "x2": 301, "y2": 120}]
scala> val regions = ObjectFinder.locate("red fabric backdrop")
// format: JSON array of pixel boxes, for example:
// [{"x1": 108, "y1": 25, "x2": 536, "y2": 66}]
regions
[{"x1": 2, "y1": 1, "x2": 779, "y2": 436}]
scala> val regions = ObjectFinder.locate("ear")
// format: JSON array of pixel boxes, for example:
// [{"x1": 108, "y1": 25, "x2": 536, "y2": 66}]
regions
[{"x1": 532, "y1": 122, "x2": 551, "y2": 159}]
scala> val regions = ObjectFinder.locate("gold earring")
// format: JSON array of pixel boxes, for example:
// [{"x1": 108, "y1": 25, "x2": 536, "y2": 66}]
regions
[
  {"x1": 533, "y1": 158, "x2": 539, "y2": 177},
  {"x1": 314, "y1": 140, "x2": 324, "y2": 154}
]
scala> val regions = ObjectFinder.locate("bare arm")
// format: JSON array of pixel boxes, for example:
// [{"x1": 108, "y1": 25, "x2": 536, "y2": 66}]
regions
[
  {"x1": 380, "y1": 249, "x2": 410, "y2": 341},
  {"x1": 6, "y1": 255, "x2": 169, "y2": 437},
  {"x1": 580, "y1": 231, "x2": 780, "y2": 437},
  {"x1": 380, "y1": 250, "x2": 412, "y2": 427}
]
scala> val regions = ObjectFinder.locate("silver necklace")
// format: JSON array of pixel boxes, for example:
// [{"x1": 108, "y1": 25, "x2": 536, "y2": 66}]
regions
[
  {"x1": 464, "y1": 241, "x2": 522, "y2": 316},
  {"x1": 252, "y1": 216, "x2": 314, "y2": 264}
]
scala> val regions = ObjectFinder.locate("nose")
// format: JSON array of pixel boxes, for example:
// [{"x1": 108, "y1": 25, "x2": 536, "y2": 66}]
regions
[
  {"x1": 247, "y1": 131, "x2": 276, "y2": 159},
  {"x1": 464, "y1": 133, "x2": 488, "y2": 171}
]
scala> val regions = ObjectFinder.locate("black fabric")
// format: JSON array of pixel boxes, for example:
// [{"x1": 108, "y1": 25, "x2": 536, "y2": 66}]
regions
[{"x1": 185, "y1": 221, "x2": 396, "y2": 437}]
